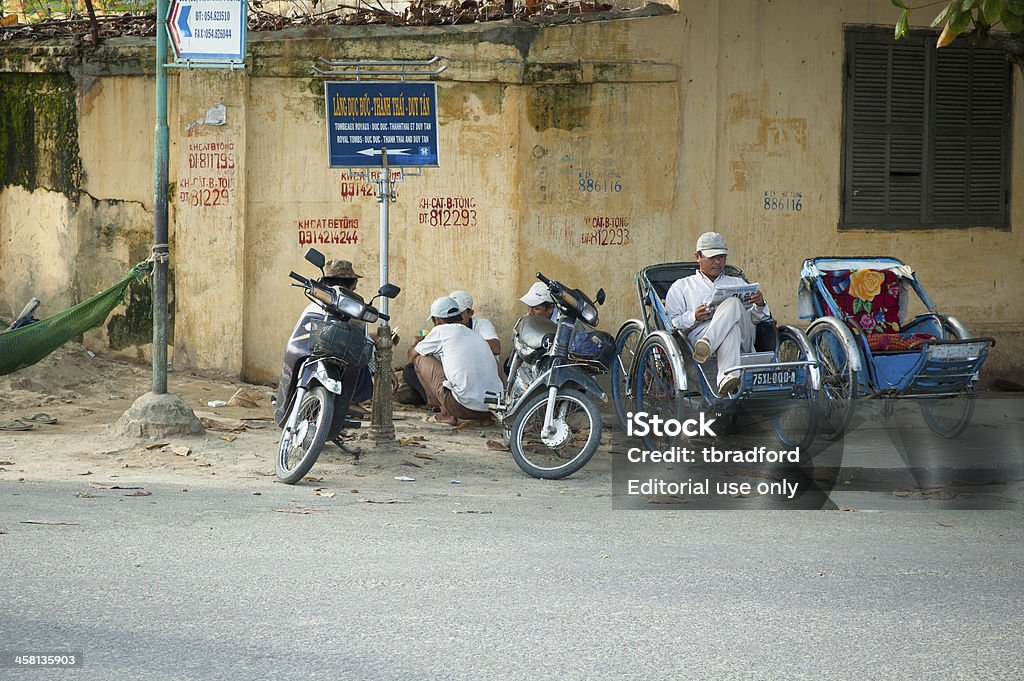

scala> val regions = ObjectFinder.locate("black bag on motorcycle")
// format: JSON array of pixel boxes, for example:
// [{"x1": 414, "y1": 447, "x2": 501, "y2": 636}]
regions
[
  {"x1": 310, "y1": 319, "x2": 374, "y2": 368},
  {"x1": 569, "y1": 329, "x2": 616, "y2": 370}
]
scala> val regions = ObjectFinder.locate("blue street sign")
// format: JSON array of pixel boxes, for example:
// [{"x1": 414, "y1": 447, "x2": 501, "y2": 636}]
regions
[{"x1": 325, "y1": 82, "x2": 439, "y2": 168}]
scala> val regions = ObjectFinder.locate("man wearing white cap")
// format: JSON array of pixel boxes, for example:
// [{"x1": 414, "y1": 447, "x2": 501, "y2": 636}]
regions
[
  {"x1": 664, "y1": 231, "x2": 770, "y2": 396},
  {"x1": 449, "y1": 290, "x2": 501, "y2": 358},
  {"x1": 518, "y1": 282, "x2": 556, "y2": 318},
  {"x1": 408, "y1": 296, "x2": 502, "y2": 426}
]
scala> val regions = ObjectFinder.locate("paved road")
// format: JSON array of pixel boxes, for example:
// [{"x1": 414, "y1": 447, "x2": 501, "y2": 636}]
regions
[{"x1": 2, "y1": 470, "x2": 1022, "y2": 680}]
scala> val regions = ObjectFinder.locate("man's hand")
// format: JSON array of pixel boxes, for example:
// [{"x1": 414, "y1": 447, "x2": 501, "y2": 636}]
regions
[
  {"x1": 695, "y1": 303, "x2": 713, "y2": 323},
  {"x1": 749, "y1": 290, "x2": 765, "y2": 307}
]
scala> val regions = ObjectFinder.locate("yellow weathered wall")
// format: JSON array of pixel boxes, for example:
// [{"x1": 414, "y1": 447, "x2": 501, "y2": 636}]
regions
[{"x1": 0, "y1": 2, "x2": 1021, "y2": 386}]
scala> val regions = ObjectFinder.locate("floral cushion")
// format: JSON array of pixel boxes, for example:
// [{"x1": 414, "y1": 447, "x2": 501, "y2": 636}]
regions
[
  {"x1": 823, "y1": 268, "x2": 902, "y2": 334},
  {"x1": 822, "y1": 268, "x2": 933, "y2": 352}
]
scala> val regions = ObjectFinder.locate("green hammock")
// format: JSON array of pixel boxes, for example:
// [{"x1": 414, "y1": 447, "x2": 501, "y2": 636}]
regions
[{"x1": 0, "y1": 261, "x2": 151, "y2": 376}]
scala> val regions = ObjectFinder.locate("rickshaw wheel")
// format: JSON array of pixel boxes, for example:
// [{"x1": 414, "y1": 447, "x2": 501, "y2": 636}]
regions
[
  {"x1": 920, "y1": 391, "x2": 976, "y2": 438},
  {"x1": 611, "y1": 321, "x2": 644, "y2": 429},
  {"x1": 807, "y1": 322, "x2": 857, "y2": 440},
  {"x1": 919, "y1": 321, "x2": 976, "y2": 438},
  {"x1": 632, "y1": 335, "x2": 698, "y2": 451},
  {"x1": 771, "y1": 327, "x2": 819, "y2": 451}
]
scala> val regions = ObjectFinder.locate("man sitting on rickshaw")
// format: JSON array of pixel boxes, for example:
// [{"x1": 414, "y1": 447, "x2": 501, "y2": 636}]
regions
[{"x1": 664, "y1": 232, "x2": 771, "y2": 396}]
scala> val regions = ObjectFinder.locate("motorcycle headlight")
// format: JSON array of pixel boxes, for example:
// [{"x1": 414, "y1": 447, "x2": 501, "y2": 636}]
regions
[
  {"x1": 580, "y1": 302, "x2": 599, "y2": 326},
  {"x1": 335, "y1": 296, "x2": 367, "y2": 319}
]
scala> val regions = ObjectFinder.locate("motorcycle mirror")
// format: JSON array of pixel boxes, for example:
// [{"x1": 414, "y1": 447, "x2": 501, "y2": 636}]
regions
[
  {"x1": 595, "y1": 288, "x2": 606, "y2": 305},
  {"x1": 378, "y1": 283, "x2": 401, "y2": 299},
  {"x1": 304, "y1": 248, "x2": 325, "y2": 269}
]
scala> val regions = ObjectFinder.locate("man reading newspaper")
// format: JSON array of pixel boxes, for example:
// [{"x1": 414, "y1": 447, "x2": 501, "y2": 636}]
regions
[{"x1": 664, "y1": 232, "x2": 771, "y2": 396}]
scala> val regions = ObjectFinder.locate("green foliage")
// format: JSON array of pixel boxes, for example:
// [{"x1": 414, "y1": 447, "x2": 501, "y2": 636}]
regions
[{"x1": 896, "y1": 0, "x2": 1024, "y2": 41}]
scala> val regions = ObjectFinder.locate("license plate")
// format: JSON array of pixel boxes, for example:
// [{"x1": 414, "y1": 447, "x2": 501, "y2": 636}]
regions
[
  {"x1": 927, "y1": 342, "x2": 987, "y2": 360},
  {"x1": 747, "y1": 368, "x2": 798, "y2": 388}
]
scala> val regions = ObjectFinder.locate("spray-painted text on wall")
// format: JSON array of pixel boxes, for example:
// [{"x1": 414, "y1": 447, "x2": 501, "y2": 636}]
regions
[
  {"x1": 580, "y1": 216, "x2": 631, "y2": 246},
  {"x1": 418, "y1": 197, "x2": 478, "y2": 227},
  {"x1": 179, "y1": 141, "x2": 236, "y2": 207},
  {"x1": 763, "y1": 190, "x2": 803, "y2": 212},
  {"x1": 578, "y1": 170, "x2": 623, "y2": 193},
  {"x1": 297, "y1": 217, "x2": 360, "y2": 247}
]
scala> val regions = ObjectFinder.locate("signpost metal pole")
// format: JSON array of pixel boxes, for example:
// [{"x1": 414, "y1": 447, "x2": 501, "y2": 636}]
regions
[
  {"x1": 370, "y1": 150, "x2": 396, "y2": 442},
  {"x1": 153, "y1": 0, "x2": 170, "y2": 394}
]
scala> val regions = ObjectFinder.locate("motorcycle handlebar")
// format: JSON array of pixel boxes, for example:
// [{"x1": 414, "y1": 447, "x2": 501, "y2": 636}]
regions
[
  {"x1": 536, "y1": 272, "x2": 551, "y2": 285},
  {"x1": 290, "y1": 269, "x2": 389, "y2": 323}
]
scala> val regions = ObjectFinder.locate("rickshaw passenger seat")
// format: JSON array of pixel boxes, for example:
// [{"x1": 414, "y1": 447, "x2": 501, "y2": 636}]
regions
[{"x1": 820, "y1": 268, "x2": 934, "y2": 352}]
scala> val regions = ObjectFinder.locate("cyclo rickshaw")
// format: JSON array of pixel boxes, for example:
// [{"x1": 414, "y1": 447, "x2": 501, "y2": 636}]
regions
[
  {"x1": 611, "y1": 262, "x2": 821, "y2": 451},
  {"x1": 798, "y1": 256, "x2": 995, "y2": 439}
]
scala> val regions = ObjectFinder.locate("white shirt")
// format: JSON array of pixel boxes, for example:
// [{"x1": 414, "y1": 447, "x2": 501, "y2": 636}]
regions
[
  {"x1": 469, "y1": 316, "x2": 498, "y2": 342},
  {"x1": 415, "y1": 323, "x2": 503, "y2": 411},
  {"x1": 664, "y1": 271, "x2": 770, "y2": 338}
]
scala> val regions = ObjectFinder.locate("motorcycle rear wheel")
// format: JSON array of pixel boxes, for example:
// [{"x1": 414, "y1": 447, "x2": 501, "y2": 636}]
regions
[
  {"x1": 277, "y1": 385, "x2": 334, "y2": 484},
  {"x1": 508, "y1": 388, "x2": 602, "y2": 480}
]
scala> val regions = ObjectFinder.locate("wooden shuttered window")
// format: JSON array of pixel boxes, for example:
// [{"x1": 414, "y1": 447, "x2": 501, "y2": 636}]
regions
[{"x1": 841, "y1": 28, "x2": 1012, "y2": 229}]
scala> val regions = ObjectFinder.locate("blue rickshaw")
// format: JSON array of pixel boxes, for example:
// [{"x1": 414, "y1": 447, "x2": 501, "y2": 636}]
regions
[
  {"x1": 611, "y1": 262, "x2": 821, "y2": 451},
  {"x1": 798, "y1": 256, "x2": 995, "y2": 439}
]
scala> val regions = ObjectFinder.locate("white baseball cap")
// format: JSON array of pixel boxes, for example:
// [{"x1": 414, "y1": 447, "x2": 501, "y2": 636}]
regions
[
  {"x1": 428, "y1": 296, "x2": 461, "y2": 320},
  {"x1": 695, "y1": 231, "x2": 728, "y2": 257},
  {"x1": 519, "y1": 282, "x2": 554, "y2": 307},
  {"x1": 449, "y1": 290, "x2": 473, "y2": 313}
]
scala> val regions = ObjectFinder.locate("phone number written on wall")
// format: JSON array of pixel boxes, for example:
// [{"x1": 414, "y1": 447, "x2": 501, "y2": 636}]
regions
[
  {"x1": 179, "y1": 142, "x2": 236, "y2": 208},
  {"x1": 418, "y1": 197, "x2": 478, "y2": 228},
  {"x1": 297, "y1": 217, "x2": 360, "y2": 247}
]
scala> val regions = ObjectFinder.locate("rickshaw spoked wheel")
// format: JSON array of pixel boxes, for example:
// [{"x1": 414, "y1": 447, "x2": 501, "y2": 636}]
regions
[
  {"x1": 807, "y1": 322, "x2": 857, "y2": 441},
  {"x1": 771, "y1": 327, "x2": 820, "y2": 451},
  {"x1": 919, "y1": 320, "x2": 977, "y2": 438},
  {"x1": 632, "y1": 335, "x2": 699, "y2": 451},
  {"x1": 612, "y1": 321, "x2": 644, "y2": 430}
]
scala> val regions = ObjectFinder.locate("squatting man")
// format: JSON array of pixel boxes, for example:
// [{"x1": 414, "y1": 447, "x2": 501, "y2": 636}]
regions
[{"x1": 664, "y1": 231, "x2": 770, "y2": 396}]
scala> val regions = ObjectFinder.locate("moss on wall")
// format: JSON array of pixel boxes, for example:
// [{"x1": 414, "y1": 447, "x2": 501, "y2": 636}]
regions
[
  {"x1": 0, "y1": 73, "x2": 81, "y2": 199},
  {"x1": 106, "y1": 277, "x2": 152, "y2": 350},
  {"x1": 106, "y1": 268, "x2": 175, "y2": 351},
  {"x1": 525, "y1": 84, "x2": 591, "y2": 131}
]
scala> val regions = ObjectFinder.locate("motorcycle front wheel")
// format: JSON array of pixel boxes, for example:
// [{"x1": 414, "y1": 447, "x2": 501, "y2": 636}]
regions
[
  {"x1": 276, "y1": 385, "x2": 334, "y2": 484},
  {"x1": 508, "y1": 388, "x2": 602, "y2": 480}
]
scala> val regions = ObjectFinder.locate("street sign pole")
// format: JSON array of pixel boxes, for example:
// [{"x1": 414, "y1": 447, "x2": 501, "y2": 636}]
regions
[
  {"x1": 371, "y1": 149, "x2": 396, "y2": 442},
  {"x1": 154, "y1": 0, "x2": 170, "y2": 394}
]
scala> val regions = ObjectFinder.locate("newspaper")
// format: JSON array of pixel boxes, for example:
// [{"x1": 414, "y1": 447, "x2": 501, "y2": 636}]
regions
[{"x1": 707, "y1": 282, "x2": 760, "y2": 310}]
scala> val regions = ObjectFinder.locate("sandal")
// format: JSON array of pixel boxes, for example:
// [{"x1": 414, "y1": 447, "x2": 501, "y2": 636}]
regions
[
  {"x1": 422, "y1": 414, "x2": 457, "y2": 427},
  {"x1": 0, "y1": 419, "x2": 34, "y2": 431},
  {"x1": 23, "y1": 413, "x2": 57, "y2": 424}
]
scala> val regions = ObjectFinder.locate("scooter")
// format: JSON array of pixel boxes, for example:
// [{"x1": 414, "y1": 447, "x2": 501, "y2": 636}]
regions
[
  {"x1": 491, "y1": 273, "x2": 609, "y2": 479},
  {"x1": 274, "y1": 248, "x2": 399, "y2": 484}
]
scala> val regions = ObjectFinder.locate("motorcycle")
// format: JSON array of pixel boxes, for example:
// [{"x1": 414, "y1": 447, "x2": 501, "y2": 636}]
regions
[
  {"x1": 491, "y1": 273, "x2": 610, "y2": 479},
  {"x1": 274, "y1": 248, "x2": 399, "y2": 484}
]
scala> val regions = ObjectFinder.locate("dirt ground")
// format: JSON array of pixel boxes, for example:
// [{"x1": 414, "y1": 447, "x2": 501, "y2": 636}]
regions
[{"x1": 0, "y1": 344, "x2": 590, "y2": 492}]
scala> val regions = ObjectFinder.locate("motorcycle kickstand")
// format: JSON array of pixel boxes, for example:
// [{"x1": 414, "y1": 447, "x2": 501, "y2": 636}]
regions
[{"x1": 332, "y1": 436, "x2": 361, "y2": 459}]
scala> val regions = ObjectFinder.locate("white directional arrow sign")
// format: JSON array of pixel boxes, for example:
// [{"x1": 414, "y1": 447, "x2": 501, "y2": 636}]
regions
[
  {"x1": 167, "y1": 0, "x2": 246, "y2": 63},
  {"x1": 356, "y1": 149, "x2": 412, "y2": 157},
  {"x1": 325, "y1": 82, "x2": 439, "y2": 168}
]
